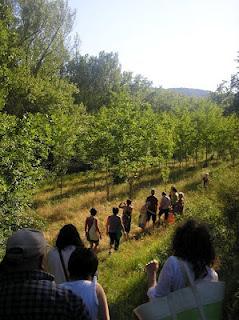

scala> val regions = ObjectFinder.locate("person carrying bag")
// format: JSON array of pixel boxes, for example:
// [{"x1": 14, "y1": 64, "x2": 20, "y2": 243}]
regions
[
  {"x1": 134, "y1": 259, "x2": 224, "y2": 320},
  {"x1": 134, "y1": 219, "x2": 225, "y2": 320}
]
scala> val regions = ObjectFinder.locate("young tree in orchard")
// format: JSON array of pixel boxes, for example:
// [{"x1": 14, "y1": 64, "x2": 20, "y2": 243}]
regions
[
  {"x1": 86, "y1": 92, "x2": 160, "y2": 199},
  {"x1": 173, "y1": 108, "x2": 196, "y2": 165},
  {"x1": 216, "y1": 115, "x2": 239, "y2": 165},
  {"x1": 193, "y1": 100, "x2": 223, "y2": 163},
  {"x1": 50, "y1": 105, "x2": 87, "y2": 196}
]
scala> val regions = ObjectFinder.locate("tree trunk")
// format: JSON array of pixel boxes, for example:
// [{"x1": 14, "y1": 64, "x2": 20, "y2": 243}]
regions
[
  {"x1": 60, "y1": 174, "x2": 63, "y2": 197},
  {"x1": 129, "y1": 180, "x2": 133, "y2": 199}
]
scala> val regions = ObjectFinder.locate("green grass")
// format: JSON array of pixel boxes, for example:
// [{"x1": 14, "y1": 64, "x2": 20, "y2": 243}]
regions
[{"x1": 30, "y1": 160, "x2": 239, "y2": 319}]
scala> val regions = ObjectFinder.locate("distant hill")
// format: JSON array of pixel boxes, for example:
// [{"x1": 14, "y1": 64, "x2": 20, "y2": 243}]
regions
[{"x1": 167, "y1": 87, "x2": 211, "y2": 97}]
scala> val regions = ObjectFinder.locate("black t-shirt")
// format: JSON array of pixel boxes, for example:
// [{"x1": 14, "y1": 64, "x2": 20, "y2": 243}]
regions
[{"x1": 146, "y1": 195, "x2": 158, "y2": 213}]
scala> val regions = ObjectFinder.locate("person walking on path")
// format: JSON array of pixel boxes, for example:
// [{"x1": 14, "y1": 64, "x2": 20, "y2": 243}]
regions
[
  {"x1": 106, "y1": 207, "x2": 125, "y2": 254},
  {"x1": 158, "y1": 192, "x2": 171, "y2": 224},
  {"x1": 202, "y1": 173, "x2": 209, "y2": 188},
  {"x1": 146, "y1": 189, "x2": 158, "y2": 228},
  {"x1": 47, "y1": 224, "x2": 85, "y2": 283},
  {"x1": 0, "y1": 229, "x2": 90, "y2": 320},
  {"x1": 85, "y1": 208, "x2": 101, "y2": 251},
  {"x1": 138, "y1": 201, "x2": 149, "y2": 232},
  {"x1": 169, "y1": 186, "x2": 179, "y2": 214},
  {"x1": 145, "y1": 219, "x2": 218, "y2": 299},
  {"x1": 61, "y1": 248, "x2": 110, "y2": 320},
  {"x1": 119, "y1": 199, "x2": 133, "y2": 240},
  {"x1": 174, "y1": 192, "x2": 185, "y2": 215}
]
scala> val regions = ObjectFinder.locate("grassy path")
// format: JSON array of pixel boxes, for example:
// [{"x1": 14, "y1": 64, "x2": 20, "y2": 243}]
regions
[{"x1": 35, "y1": 160, "x2": 238, "y2": 319}]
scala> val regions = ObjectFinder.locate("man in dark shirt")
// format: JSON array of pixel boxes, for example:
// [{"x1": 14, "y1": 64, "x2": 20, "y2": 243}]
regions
[
  {"x1": 146, "y1": 189, "x2": 158, "y2": 227},
  {"x1": 0, "y1": 228, "x2": 90, "y2": 320}
]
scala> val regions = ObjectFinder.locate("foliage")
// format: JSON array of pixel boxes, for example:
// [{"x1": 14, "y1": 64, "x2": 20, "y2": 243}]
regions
[
  {"x1": 0, "y1": 210, "x2": 46, "y2": 258},
  {"x1": 66, "y1": 51, "x2": 122, "y2": 112},
  {"x1": 0, "y1": 113, "x2": 50, "y2": 214},
  {"x1": 0, "y1": 2, "x2": 19, "y2": 110}
]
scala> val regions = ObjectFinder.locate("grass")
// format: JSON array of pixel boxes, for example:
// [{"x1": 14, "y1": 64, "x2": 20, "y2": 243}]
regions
[{"x1": 34, "y1": 159, "x2": 239, "y2": 319}]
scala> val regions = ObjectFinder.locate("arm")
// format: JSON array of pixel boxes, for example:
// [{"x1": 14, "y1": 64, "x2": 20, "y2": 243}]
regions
[
  {"x1": 146, "y1": 257, "x2": 176, "y2": 300},
  {"x1": 105, "y1": 217, "x2": 109, "y2": 235},
  {"x1": 85, "y1": 218, "x2": 88, "y2": 234},
  {"x1": 146, "y1": 260, "x2": 159, "y2": 289},
  {"x1": 119, "y1": 217, "x2": 126, "y2": 233},
  {"x1": 96, "y1": 283, "x2": 110, "y2": 320},
  {"x1": 119, "y1": 202, "x2": 125, "y2": 209}
]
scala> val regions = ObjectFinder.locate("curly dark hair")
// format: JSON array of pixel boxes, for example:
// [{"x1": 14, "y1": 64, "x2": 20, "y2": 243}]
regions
[
  {"x1": 56, "y1": 224, "x2": 84, "y2": 250},
  {"x1": 172, "y1": 219, "x2": 215, "y2": 279}
]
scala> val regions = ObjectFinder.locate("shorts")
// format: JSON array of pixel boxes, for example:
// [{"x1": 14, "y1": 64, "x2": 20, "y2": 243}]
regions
[
  {"x1": 159, "y1": 208, "x2": 170, "y2": 220},
  {"x1": 146, "y1": 211, "x2": 156, "y2": 223}
]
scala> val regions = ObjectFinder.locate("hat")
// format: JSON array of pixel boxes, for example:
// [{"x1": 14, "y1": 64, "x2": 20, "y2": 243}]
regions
[{"x1": 6, "y1": 229, "x2": 47, "y2": 261}]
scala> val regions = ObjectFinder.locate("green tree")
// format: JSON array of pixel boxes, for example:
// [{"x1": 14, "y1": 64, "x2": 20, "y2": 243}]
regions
[
  {"x1": 0, "y1": 2, "x2": 19, "y2": 110},
  {"x1": 66, "y1": 51, "x2": 122, "y2": 112},
  {"x1": 8, "y1": 0, "x2": 75, "y2": 76},
  {"x1": 0, "y1": 113, "x2": 50, "y2": 213}
]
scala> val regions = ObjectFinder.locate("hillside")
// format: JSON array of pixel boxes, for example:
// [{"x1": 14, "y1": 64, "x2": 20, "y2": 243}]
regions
[
  {"x1": 167, "y1": 87, "x2": 211, "y2": 97},
  {"x1": 34, "y1": 160, "x2": 239, "y2": 319}
]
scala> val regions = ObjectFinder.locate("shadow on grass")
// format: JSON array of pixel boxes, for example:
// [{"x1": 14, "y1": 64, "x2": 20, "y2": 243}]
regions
[
  {"x1": 34, "y1": 164, "x2": 203, "y2": 210},
  {"x1": 109, "y1": 277, "x2": 148, "y2": 320}
]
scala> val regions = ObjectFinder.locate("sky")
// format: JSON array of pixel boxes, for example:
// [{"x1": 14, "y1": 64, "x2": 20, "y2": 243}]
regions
[{"x1": 68, "y1": 0, "x2": 239, "y2": 91}]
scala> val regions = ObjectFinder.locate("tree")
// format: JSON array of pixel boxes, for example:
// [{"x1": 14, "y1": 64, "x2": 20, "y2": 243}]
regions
[
  {"x1": 66, "y1": 51, "x2": 122, "y2": 112},
  {"x1": 0, "y1": 113, "x2": 50, "y2": 213},
  {"x1": 0, "y1": 2, "x2": 19, "y2": 110},
  {"x1": 50, "y1": 104, "x2": 87, "y2": 195},
  {"x1": 86, "y1": 92, "x2": 174, "y2": 198},
  {"x1": 7, "y1": 0, "x2": 75, "y2": 76},
  {"x1": 193, "y1": 100, "x2": 223, "y2": 163}
]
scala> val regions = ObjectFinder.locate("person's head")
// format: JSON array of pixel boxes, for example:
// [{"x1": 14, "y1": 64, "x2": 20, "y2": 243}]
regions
[
  {"x1": 172, "y1": 219, "x2": 215, "y2": 279},
  {"x1": 151, "y1": 189, "x2": 155, "y2": 196},
  {"x1": 162, "y1": 192, "x2": 167, "y2": 196},
  {"x1": 68, "y1": 248, "x2": 98, "y2": 280},
  {"x1": 0, "y1": 229, "x2": 47, "y2": 273},
  {"x1": 112, "y1": 207, "x2": 119, "y2": 215},
  {"x1": 56, "y1": 224, "x2": 84, "y2": 250},
  {"x1": 90, "y1": 208, "x2": 97, "y2": 216},
  {"x1": 179, "y1": 192, "x2": 184, "y2": 199},
  {"x1": 126, "y1": 199, "x2": 132, "y2": 206}
]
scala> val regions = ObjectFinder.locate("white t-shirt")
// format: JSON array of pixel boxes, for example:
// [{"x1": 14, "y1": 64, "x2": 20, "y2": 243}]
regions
[
  {"x1": 147, "y1": 256, "x2": 218, "y2": 299},
  {"x1": 47, "y1": 245, "x2": 76, "y2": 284},
  {"x1": 61, "y1": 277, "x2": 99, "y2": 320}
]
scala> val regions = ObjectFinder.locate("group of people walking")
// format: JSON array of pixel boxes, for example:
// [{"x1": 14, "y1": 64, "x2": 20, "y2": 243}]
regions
[
  {"x1": 84, "y1": 187, "x2": 185, "y2": 254},
  {"x1": 0, "y1": 218, "x2": 221, "y2": 319}
]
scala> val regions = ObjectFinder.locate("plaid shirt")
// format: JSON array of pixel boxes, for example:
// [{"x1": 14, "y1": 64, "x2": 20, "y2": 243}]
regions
[{"x1": 0, "y1": 270, "x2": 91, "y2": 320}]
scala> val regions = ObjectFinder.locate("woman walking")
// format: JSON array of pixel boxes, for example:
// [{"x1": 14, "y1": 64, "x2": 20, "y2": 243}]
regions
[
  {"x1": 119, "y1": 199, "x2": 133, "y2": 240},
  {"x1": 106, "y1": 207, "x2": 125, "y2": 254}
]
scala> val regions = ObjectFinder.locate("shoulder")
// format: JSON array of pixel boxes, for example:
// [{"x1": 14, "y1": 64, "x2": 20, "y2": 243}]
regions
[
  {"x1": 96, "y1": 282, "x2": 105, "y2": 295},
  {"x1": 206, "y1": 267, "x2": 219, "y2": 281},
  {"x1": 47, "y1": 247, "x2": 58, "y2": 259}
]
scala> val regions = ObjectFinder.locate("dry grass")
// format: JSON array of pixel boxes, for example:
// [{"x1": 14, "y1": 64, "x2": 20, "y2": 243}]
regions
[{"x1": 34, "y1": 163, "x2": 207, "y2": 248}]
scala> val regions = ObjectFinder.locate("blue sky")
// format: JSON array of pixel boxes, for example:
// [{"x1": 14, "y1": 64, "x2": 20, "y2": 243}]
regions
[{"x1": 68, "y1": 0, "x2": 239, "y2": 91}]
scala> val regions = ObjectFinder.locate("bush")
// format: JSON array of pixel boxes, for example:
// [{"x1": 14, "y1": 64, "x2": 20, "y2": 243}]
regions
[{"x1": 0, "y1": 211, "x2": 46, "y2": 258}]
